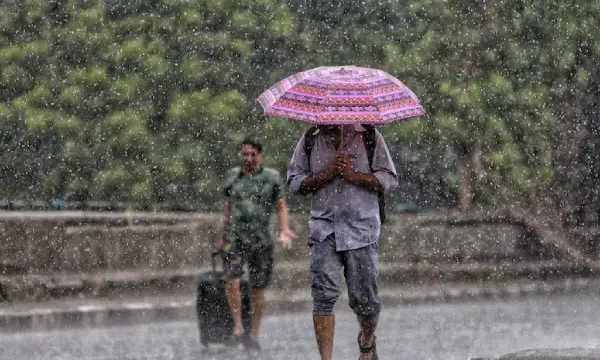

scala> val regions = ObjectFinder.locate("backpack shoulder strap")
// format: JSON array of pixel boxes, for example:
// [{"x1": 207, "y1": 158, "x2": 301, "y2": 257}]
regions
[
  {"x1": 303, "y1": 126, "x2": 319, "y2": 169},
  {"x1": 362, "y1": 125, "x2": 387, "y2": 224},
  {"x1": 303, "y1": 126, "x2": 318, "y2": 156},
  {"x1": 362, "y1": 125, "x2": 377, "y2": 170}
]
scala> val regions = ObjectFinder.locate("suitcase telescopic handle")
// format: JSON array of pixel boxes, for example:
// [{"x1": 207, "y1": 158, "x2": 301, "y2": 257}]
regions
[{"x1": 211, "y1": 251, "x2": 221, "y2": 276}]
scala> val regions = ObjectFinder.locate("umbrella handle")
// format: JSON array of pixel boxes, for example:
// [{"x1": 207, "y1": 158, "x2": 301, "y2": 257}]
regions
[{"x1": 338, "y1": 124, "x2": 344, "y2": 193}]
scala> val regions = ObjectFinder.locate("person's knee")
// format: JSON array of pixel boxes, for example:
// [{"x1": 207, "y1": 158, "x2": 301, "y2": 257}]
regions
[
  {"x1": 222, "y1": 248, "x2": 244, "y2": 279},
  {"x1": 227, "y1": 277, "x2": 241, "y2": 285},
  {"x1": 227, "y1": 263, "x2": 244, "y2": 279}
]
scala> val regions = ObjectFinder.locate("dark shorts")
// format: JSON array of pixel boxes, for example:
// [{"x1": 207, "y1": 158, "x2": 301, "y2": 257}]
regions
[{"x1": 222, "y1": 240, "x2": 274, "y2": 290}]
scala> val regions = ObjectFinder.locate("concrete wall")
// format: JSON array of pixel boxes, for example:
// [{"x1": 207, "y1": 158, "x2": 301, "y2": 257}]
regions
[{"x1": 0, "y1": 211, "x2": 532, "y2": 275}]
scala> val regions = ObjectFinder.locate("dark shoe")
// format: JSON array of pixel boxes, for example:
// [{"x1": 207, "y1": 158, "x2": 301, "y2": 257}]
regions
[
  {"x1": 357, "y1": 331, "x2": 378, "y2": 360},
  {"x1": 243, "y1": 335, "x2": 262, "y2": 351}
]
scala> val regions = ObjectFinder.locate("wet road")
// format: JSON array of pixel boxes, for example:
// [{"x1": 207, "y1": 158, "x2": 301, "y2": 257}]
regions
[{"x1": 1, "y1": 294, "x2": 600, "y2": 360}]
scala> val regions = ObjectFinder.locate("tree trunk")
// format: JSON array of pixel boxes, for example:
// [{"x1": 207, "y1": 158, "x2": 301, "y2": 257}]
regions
[
  {"x1": 505, "y1": 202, "x2": 591, "y2": 265},
  {"x1": 458, "y1": 154, "x2": 474, "y2": 213},
  {"x1": 458, "y1": 143, "x2": 483, "y2": 213}
]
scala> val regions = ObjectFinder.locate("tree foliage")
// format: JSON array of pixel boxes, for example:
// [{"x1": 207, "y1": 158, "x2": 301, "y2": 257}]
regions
[{"x1": 0, "y1": 0, "x2": 598, "y2": 213}]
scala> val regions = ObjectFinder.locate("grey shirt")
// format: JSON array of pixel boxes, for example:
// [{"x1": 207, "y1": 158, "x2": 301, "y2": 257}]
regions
[{"x1": 286, "y1": 125, "x2": 399, "y2": 251}]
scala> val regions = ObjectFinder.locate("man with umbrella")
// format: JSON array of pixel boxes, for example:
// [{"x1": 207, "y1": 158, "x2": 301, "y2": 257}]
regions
[{"x1": 258, "y1": 66, "x2": 425, "y2": 360}]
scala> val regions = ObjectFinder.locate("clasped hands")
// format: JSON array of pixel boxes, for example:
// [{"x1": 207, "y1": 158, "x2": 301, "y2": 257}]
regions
[{"x1": 324, "y1": 152, "x2": 355, "y2": 180}]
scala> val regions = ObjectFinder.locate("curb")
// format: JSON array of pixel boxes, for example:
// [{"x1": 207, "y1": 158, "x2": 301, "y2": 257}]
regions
[{"x1": 2, "y1": 277, "x2": 600, "y2": 333}]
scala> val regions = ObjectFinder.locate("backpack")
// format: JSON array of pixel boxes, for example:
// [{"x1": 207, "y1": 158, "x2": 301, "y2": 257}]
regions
[{"x1": 303, "y1": 125, "x2": 387, "y2": 224}]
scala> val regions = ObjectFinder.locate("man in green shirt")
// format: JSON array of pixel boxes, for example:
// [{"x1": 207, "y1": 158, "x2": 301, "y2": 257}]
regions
[{"x1": 219, "y1": 137, "x2": 297, "y2": 350}]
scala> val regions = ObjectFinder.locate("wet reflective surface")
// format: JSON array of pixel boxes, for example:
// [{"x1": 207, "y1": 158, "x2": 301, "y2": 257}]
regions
[{"x1": 1, "y1": 294, "x2": 600, "y2": 360}]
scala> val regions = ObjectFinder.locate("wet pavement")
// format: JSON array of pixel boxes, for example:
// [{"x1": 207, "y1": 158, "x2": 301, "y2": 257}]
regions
[{"x1": 1, "y1": 293, "x2": 600, "y2": 360}]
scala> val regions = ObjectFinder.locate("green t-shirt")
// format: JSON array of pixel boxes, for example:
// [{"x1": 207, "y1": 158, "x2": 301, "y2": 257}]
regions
[{"x1": 223, "y1": 166, "x2": 285, "y2": 246}]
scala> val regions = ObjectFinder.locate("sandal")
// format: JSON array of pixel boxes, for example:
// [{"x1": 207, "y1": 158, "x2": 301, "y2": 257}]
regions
[{"x1": 357, "y1": 331, "x2": 378, "y2": 360}]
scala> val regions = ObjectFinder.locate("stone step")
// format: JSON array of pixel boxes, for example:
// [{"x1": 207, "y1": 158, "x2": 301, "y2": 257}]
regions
[{"x1": 2, "y1": 260, "x2": 600, "y2": 303}]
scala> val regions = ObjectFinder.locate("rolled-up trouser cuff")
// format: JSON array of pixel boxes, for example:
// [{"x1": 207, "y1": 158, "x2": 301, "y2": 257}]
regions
[
  {"x1": 312, "y1": 298, "x2": 337, "y2": 316},
  {"x1": 313, "y1": 311, "x2": 335, "y2": 317},
  {"x1": 357, "y1": 310, "x2": 380, "y2": 327}
]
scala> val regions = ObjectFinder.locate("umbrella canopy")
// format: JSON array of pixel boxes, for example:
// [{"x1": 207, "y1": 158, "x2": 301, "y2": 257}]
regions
[{"x1": 257, "y1": 65, "x2": 425, "y2": 125}]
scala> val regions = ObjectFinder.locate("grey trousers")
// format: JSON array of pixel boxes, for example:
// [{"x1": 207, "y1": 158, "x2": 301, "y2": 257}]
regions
[{"x1": 309, "y1": 234, "x2": 381, "y2": 326}]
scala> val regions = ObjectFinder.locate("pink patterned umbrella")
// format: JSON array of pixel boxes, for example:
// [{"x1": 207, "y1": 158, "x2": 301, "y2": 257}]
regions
[{"x1": 257, "y1": 65, "x2": 425, "y2": 125}]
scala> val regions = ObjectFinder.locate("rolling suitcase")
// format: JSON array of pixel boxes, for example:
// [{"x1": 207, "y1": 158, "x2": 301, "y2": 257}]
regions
[{"x1": 196, "y1": 251, "x2": 252, "y2": 348}]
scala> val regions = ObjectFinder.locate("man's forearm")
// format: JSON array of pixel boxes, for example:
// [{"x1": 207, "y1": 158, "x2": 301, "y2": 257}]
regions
[
  {"x1": 299, "y1": 171, "x2": 335, "y2": 195},
  {"x1": 344, "y1": 171, "x2": 383, "y2": 191},
  {"x1": 276, "y1": 199, "x2": 290, "y2": 231}
]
